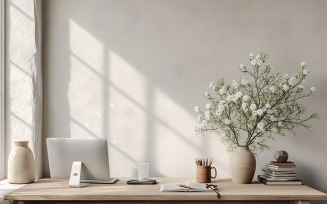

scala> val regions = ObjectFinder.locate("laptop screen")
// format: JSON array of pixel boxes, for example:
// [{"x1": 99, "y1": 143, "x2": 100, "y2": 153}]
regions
[{"x1": 47, "y1": 138, "x2": 110, "y2": 180}]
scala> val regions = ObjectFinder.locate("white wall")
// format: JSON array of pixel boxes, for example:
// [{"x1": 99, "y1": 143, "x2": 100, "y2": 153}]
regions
[{"x1": 42, "y1": 0, "x2": 327, "y2": 196}]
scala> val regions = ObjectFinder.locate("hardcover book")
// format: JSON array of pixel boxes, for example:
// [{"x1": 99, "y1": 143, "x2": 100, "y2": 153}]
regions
[
  {"x1": 263, "y1": 164, "x2": 296, "y2": 172},
  {"x1": 258, "y1": 175, "x2": 302, "y2": 185},
  {"x1": 261, "y1": 175, "x2": 297, "y2": 181},
  {"x1": 270, "y1": 161, "x2": 296, "y2": 166},
  {"x1": 263, "y1": 170, "x2": 296, "y2": 175},
  {"x1": 263, "y1": 172, "x2": 296, "y2": 177}
]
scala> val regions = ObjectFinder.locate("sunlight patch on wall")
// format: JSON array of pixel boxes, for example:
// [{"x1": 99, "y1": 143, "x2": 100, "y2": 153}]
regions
[
  {"x1": 65, "y1": 19, "x2": 231, "y2": 178},
  {"x1": 108, "y1": 50, "x2": 148, "y2": 156},
  {"x1": 69, "y1": 19, "x2": 103, "y2": 63},
  {"x1": 9, "y1": 0, "x2": 36, "y2": 152},
  {"x1": 68, "y1": 19, "x2": 105, "y2": 138},
  {"x1": 151, "y1": 86, "x2": 201, "y2": 150},
  {"x1": 105, "y1": 51, "x2": 229, "y2": 177}
]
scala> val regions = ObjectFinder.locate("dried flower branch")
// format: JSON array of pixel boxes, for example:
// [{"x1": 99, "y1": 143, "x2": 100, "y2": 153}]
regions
[{"x1": 195, "y1": 53, "x2": 318, "y2": 154}]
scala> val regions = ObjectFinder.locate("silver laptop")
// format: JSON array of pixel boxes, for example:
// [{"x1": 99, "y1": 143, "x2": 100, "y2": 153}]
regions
[{"x1": 47, "y1": 138, "x2": 118, "y2": 184}]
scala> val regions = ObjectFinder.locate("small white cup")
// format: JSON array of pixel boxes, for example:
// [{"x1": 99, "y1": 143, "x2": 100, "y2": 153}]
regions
[{"x1": 138, "y1": 163, "x2": 149, "y2": 181}]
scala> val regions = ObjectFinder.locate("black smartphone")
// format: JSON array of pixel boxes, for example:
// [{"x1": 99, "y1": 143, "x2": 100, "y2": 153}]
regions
[{"x1": 127, "y1": 179, "x2": 157, "y2": 185}]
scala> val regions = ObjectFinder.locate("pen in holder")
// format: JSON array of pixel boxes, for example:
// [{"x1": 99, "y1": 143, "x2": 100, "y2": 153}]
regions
[{"x1": 195, "y1": 158, "x2": 217, "y2": 183}]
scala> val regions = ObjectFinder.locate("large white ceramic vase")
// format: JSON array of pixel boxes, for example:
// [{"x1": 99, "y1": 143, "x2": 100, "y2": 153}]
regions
[
  {"x1": 8, "y1": 141, "x2": 35, "y2": 184},
  {"x1": 229, "y1": 146, "x2": 256, "y2": 184}
]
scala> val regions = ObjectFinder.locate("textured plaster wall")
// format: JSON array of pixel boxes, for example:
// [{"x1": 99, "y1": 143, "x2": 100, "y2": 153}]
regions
[
  {"x1": 43, "y1": 0, "x2": 327, "y2": 197},
  {"x1": 6, "y1": 0, "x2": 42, "y2": 178},
  {"x1": 7, "y1": 0, "x2": 35, "y2": 148}
]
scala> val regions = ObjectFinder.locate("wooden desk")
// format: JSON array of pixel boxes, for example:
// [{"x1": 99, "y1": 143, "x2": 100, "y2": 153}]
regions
[{"x1": 4, "y1": 178, "x2": 327, "y2": 204}]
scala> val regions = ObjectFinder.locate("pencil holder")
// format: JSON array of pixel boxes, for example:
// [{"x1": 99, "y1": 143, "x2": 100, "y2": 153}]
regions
[{"x1": 196, "y1": 165, "x2": 217, "y2": 183}]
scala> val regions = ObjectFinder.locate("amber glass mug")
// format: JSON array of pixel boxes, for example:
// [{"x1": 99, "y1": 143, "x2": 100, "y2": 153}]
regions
[{"x1": 196, "y1": 165, "x2": 217, "y2": 183}]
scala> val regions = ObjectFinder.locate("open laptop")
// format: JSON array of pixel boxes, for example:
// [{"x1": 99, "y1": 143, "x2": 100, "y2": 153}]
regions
[{"x1": 47, "y1": 138, "x2": 118, "y2": 184}]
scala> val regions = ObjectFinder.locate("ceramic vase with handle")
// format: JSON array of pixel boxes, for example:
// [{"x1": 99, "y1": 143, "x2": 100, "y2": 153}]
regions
[
  {"x1": 8, "y1": 141, "x2": 35, "y2": 184},
  {"x1": 229, "y1": 146, "x2": 256, "y2": 184}
]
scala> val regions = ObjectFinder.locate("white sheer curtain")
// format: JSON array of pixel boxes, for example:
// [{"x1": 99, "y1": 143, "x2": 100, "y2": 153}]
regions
[
  {"x1": 31, "y1": 0, "x2": 43, "y2": 180},
  {"x1": 8, "y1": 0, "x2": 42, "y2": 179}
]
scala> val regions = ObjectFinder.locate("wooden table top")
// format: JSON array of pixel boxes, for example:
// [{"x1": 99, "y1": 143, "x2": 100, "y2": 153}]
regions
[{"x1": 4, "y1": 178, "x2": 327, "y2": 201}]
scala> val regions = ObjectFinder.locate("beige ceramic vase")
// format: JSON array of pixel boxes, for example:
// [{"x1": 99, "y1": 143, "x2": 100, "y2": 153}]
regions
[
  {"x1": 229, "y1": 146, "x2": 256, "y2": 184},
  {"x1": 8, "y1": 141, "x2": 35, "y2": 184}
]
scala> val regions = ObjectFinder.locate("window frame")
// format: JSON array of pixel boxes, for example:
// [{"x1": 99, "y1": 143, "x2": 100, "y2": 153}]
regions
[{"x1": 0, "y1": 0, "x2": 5, "y2": 180}]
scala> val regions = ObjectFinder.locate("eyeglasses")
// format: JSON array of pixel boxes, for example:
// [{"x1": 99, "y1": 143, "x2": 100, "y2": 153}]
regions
[
  {"x1": 177, "y1": 184, "x2": 220, "y2": 201},
  {"x1": 206, "y1": 184, "x2": 221, "y2": 200}
]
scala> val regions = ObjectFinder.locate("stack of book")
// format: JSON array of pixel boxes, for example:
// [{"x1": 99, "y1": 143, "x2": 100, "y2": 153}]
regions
[{"x1": 258, "y1": 161, "x2": 303, "y2": 185}]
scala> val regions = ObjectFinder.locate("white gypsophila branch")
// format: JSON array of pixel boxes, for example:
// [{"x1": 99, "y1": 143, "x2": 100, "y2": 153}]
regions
[{"x1": 195, "y1": 53, "x2": 318, "y2": 154}]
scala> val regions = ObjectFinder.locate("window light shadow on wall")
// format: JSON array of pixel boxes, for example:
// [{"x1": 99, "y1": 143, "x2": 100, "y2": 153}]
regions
[
  {"x1": 67, "y1": 18, "x2": 214, "y2": 177},
  {"x1": 10, "y1": 60, "x2": 32, "y2": 78},
  {"x1": 10, "y1": 2, "x2": 34, "y2": 22},
  {"x1": 41, "y1": 0, "x2": 232, "y2": 177},
  {"x1": 9, "y1": 1, "x2": 36, "y2": 152}
]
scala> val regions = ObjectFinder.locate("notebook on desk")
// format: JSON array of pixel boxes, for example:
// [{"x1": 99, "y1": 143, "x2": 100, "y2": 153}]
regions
[{"x1": 47, "y1": 138, "x2": 118, "y2": 184}]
